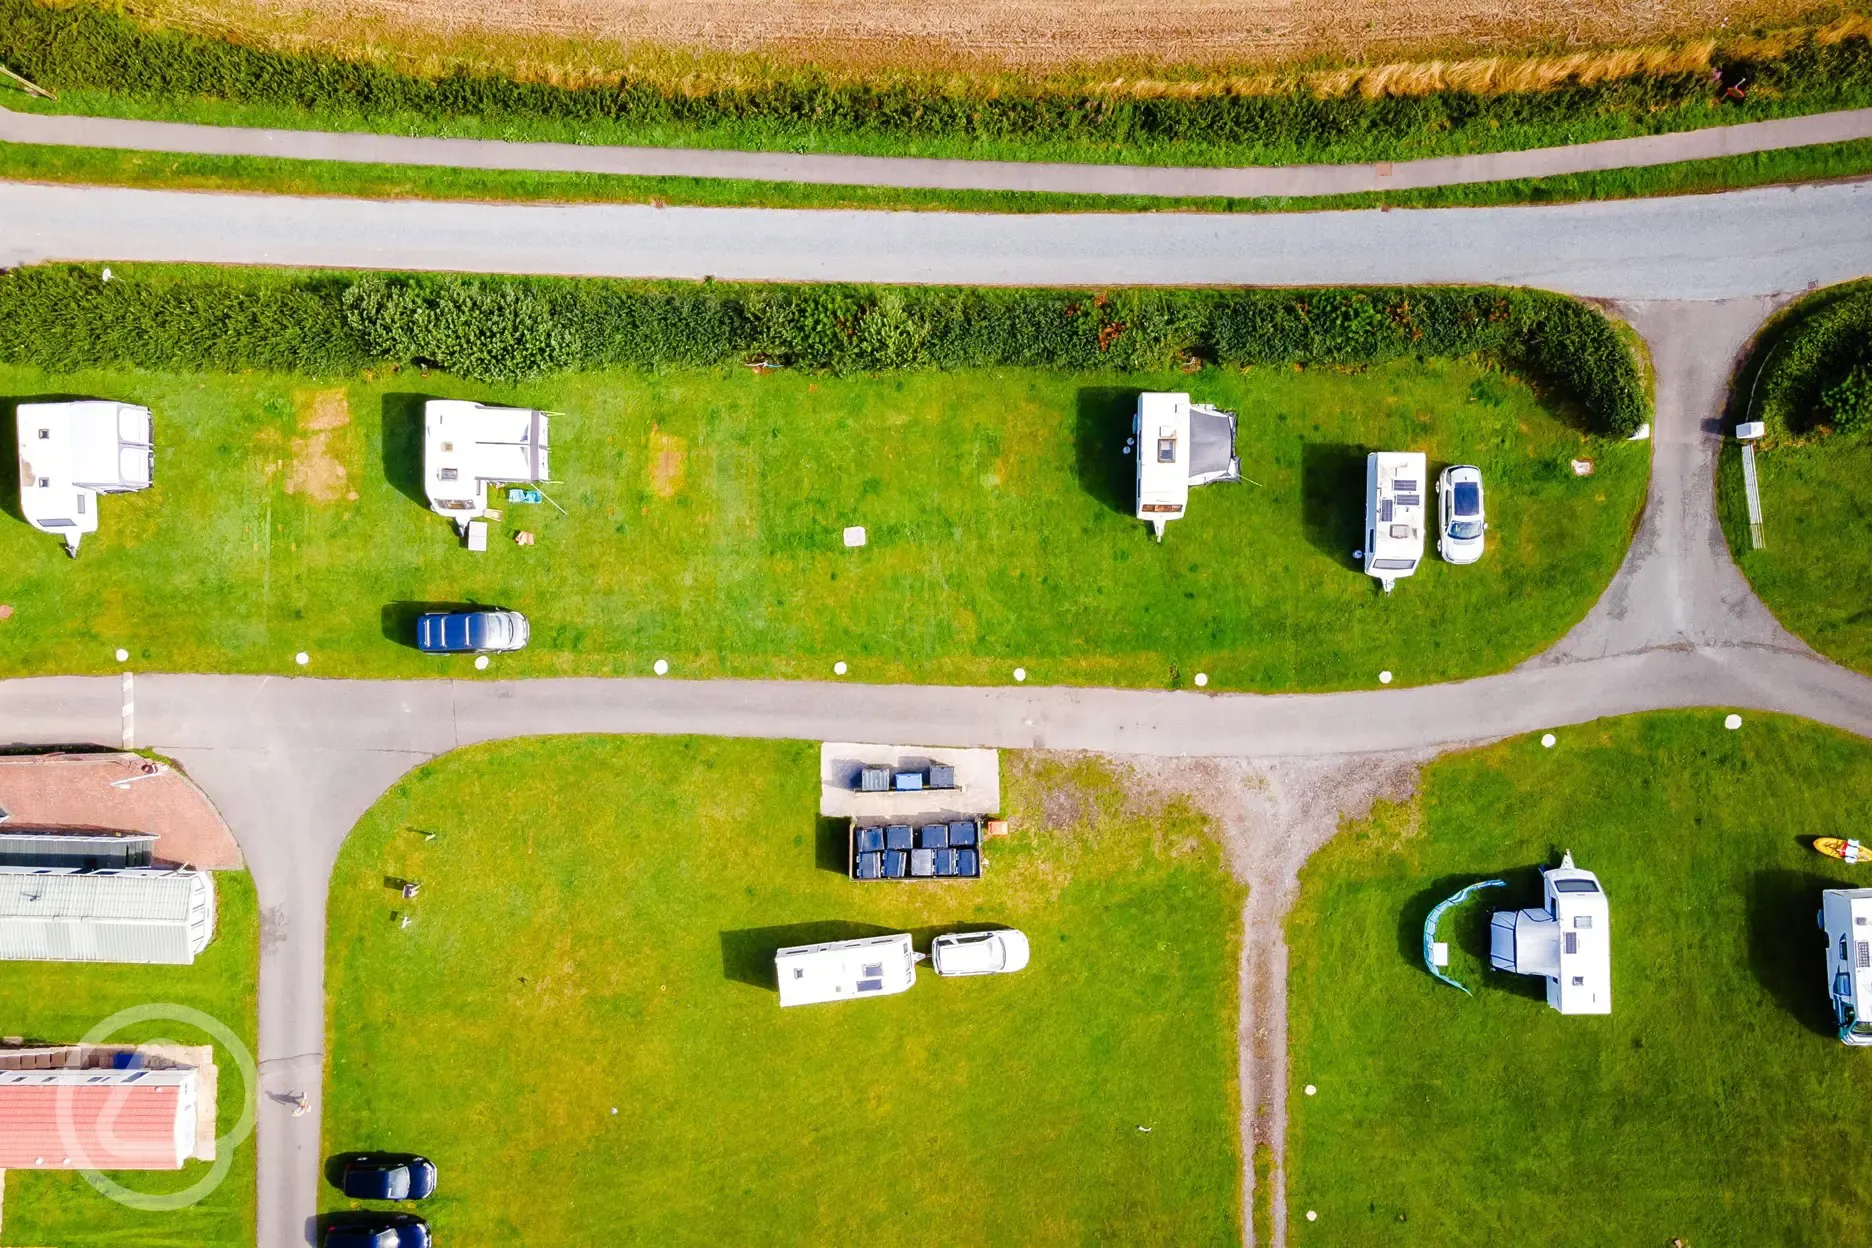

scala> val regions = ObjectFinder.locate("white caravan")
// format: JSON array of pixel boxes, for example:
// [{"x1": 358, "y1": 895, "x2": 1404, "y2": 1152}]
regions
[
  {"x1": 775, "y1": 932, "x2": 922, "y2": 1007},
  {"x1": 1133, "y1": 392, "x2": 1241, "y2": 540},
  {"x1": 1820, "y1": 889, "x2": 1872, "y2": 1045},
  {"x1": 1488, "y1": 852, "x2": 1611, "y2": 1015},
  {"x1": 14, "y1": 401, "x2": 154, "y2": 556},
  {"x1": 423, "y1": 400, "x2": 550, "y2": 532},
  {"x1": 1364, "y1": 451, "x2": 1428, "y2": 592}
]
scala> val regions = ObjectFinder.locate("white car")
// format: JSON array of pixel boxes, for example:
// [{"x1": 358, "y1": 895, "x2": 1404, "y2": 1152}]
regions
[
  {"x1": 931, "y1": 929, "x2": 1031, "y2": 977},
  {"x1": 1436, "y1": 465, "x2": 1487, "y2": 564}
]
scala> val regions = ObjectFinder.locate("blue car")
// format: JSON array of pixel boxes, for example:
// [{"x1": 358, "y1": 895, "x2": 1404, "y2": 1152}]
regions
[
  {"x1": 340, "y1": 1155, "x2": 437, "y2": 1201},
  {"x1": 416, "y1": 610, "x2": 528, "y2": 654},
  {"x1": 322, "y1": 1213, "x2": 430, "y2": 1248}
]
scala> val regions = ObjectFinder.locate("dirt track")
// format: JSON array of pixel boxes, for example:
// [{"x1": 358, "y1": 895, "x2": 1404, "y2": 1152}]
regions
[{"x1": 144, "y1": 0, "x2": 1810, "y2": 72}]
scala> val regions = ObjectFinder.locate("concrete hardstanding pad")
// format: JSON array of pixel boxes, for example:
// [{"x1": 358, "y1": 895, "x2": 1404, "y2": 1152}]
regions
[
  {"x1": 820, "y1": 743, "x2": 1001, "y2": 820},
  {"x1": 0, "y1": 753, "x2": 244, "y2": 869}
]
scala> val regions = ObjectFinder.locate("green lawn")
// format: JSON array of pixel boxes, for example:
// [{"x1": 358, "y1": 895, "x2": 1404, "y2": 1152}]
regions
[
  {"x1": 1286, "y1": 712, "x2": 1872, "y2": 1246},
  {"x1": 7, "y1": 134, "x2": 1872, "y2": 215},
  {"x1": 323, "y1": 737, "x2": 1244, "y2": 1244},
  {"x1": 0, "y1": 357, "x2": 1647, "y2": 690},
  {"x1": 0, "y1": 873, "x2": 258, "y2": 1248},
  {"x1": 1718, "y1": 431, "x2": 1872, "y2": 673}
]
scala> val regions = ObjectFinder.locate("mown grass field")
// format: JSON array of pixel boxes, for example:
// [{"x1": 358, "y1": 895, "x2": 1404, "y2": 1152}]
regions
[
  {"x1": 1718, "y1": 432, "x2": 1872, "y2": 673},
  {"x1": 6, "y1": 134, "x2": 1872, "y2": 216},
  {"x1": 323, "y1": 738, "x2": 1244, "y2": 1244},
  {"x1": 0, "y1": 359, "x2": 1646, "y2": 689},
  {"x1": 0, "y1": 873, "x2": 258, "y2": 1248},
  {"x1": 1286, "y1": 712, "x2": 1872, "y2": 1246}
]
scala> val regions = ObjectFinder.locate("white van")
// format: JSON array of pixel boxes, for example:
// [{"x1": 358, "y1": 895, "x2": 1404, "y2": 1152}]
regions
[
  {"x1": 1364, "y1": 451, "x2": 1428, "y2": 592},
  {"x1": 774, "y1": 932, "x2": 922, "y2": 1008},
  {"x1": 1821, "y1": 889, "x2": 1872, "y2": 1045}
]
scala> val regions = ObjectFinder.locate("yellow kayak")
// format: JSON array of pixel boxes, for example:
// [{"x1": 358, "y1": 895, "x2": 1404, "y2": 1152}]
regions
[{"x1": 1815, "y1": 838, "x2": 1869, "y2": 864}]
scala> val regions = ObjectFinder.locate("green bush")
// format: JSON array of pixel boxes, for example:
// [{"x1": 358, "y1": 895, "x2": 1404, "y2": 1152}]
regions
[
  {"x1": 0, "y1": 265, "x2": 1649, "y2": 435},
  {"x1": 1751, "y1": 285, "x2": 1872, "y2": 437},
  {"x1": 5, "y1": 0, "x2": 1872, "y2": 162},
  {"x1": 1822, "y1": 366, "x2": 1872, "y2": 431}
]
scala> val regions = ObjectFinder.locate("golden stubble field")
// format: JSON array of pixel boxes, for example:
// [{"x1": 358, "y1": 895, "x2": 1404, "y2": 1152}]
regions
[{"x1": 130, "y1": 0, "x2": 1819, "y2": 75}]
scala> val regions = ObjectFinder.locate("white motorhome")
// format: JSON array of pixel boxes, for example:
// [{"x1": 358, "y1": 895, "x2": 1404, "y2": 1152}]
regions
[
  {"x1": 423, "y1": 400, "x2": 550, "y2": 532},
  {"x1": 1488, "y1": 852, "x2": 1611, "y2": 1015},
  {"x1": 14, "y1": 401, "x2": 154, "y2": 556},
  {"x1": 774, "y1": 932, "x2": 921, "y2": 1008},
  {"x1": 1133, "y1": 392, "x2": 1240, "y2": 540},
  {"x1": 1820, "y1": 888, "x2": 1872, "y2": 1045}
]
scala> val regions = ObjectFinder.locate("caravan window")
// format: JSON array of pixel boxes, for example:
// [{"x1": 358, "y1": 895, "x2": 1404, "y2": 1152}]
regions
[
  {"x1": 855, "y1": 979, "x2": 885, "y2": 994},
  {"x1": 1157, "y1": 437, "x2": 1176, "y2": 463},
  {"x1": 1372, "y1": 558, "x2": 1416, "y2": 571},
  {"x1": 1553, "y1": 880, "x2": 1600, "y2": 893}
]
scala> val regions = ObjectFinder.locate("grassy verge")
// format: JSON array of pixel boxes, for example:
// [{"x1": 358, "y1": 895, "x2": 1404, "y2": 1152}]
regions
[
  {"x1": 1719, "y1": 433, "x2": 1872, "y2": 672},
  {"x1": 4, "y1": 134, "x2": 1871, "y2": 214},
  {"x1": 325, "y1": 738, "x2": 1244, "y2": 1244},
  {"x1": 0, "y1": 356, "x2": 1646, "y2": 689},
  {"x1": 1716, "y1": 279, "x2": 1872, "y2": 672},
  {"x1": 5, "y1": 3, "x2": 1872, "y2": 168},
  {"x1": 1286, "y1": 711, "x2": 1872, "y2": 1246},
  {"x1": 0, "y1": 873, "x2": 259, "y2": 1248}
]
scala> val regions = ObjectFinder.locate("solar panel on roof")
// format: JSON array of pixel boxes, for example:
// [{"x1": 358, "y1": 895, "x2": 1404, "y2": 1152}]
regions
[{"x1": 1397, "y1": 493, "x2": 1421, "y2": 508}]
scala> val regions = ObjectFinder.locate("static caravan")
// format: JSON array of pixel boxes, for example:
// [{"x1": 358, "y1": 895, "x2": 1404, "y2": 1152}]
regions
[
  {"x1": 1488, "y1": 852, "x2": 1611, "y2": 1016},
  {"x1": 1133, "y1": 392, "x2": 1241, "y2": 540},
  {"x1": 1820, "y1": 888, "x2": 1872, "y2": 1045},
  {"x1": 15, "y1": 401, "x2": 154, "y2": 556},
  {"x1": 423, "y1": 400, "x2": 550, "y2": 532},
  {"x1": 774, "y1": 932, "x2": 921, "y2": 1007},
  {"x1": 1363, "y1": 451, "x2": 1428, "y2": 592}
]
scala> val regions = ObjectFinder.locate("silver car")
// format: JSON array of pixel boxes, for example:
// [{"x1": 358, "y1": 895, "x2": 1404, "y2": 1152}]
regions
[
  {"x1": 1436, "y1": 465, "x2": 1487, "y2": 564},
  {"x1": 931, "y1": 929, "x2": 1031, "y2": 977}
]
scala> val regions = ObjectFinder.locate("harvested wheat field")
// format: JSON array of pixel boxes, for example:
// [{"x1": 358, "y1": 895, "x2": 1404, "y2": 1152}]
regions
[{"x1": 127, "y1": 0, "x2": 1820, "y2": 74}]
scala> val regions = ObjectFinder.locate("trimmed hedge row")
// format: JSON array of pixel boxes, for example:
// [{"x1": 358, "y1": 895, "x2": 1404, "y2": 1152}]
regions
[
  {"x1": 6, "y1": 0, "x2": 1872, "y2": 158},
  {"x1": 0, "y1": 266, "x2": 1648, "y2": 435},
  {"x1": 1753, "y1": 285, "x2": 1872, "y2": 436}
]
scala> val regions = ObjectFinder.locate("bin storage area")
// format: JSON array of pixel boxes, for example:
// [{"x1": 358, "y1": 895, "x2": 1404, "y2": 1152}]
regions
[{"x1": 850, "y1": 818, "x2": 983, "y2": 881}]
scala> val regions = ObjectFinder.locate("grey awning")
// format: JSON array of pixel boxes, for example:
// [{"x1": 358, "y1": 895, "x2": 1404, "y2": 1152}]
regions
[{"x1": 1188, "y1": 406, "x2": 1241, "y2": 487}]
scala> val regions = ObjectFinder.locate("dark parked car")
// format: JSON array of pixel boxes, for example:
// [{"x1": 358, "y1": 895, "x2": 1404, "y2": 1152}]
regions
[
  {"x1": 322, "y1": 1212, "x2": 431, "y2": 1248},
  {"x1": 340, "y1": 1155, "x2": 437, "y2": 1201},
  {"x1": 415, "y1": 609, "x2": 528, "y2": 654}
]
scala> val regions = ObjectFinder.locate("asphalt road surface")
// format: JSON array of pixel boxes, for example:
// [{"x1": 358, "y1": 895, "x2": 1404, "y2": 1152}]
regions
[{"x1": 3, "y1": 178, "x2": 1872, "y2": 298}]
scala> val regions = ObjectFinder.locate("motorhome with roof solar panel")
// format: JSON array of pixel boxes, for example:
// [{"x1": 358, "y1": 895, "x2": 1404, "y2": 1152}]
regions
[{"x1": 1364, "y1": 450, "x2": 1428, "y2": 592}]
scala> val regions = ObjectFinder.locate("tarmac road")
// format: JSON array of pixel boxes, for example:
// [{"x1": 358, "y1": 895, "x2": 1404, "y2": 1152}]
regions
[{"x1": 3, "y1": 178, "x2": 1871, "y2": 299}]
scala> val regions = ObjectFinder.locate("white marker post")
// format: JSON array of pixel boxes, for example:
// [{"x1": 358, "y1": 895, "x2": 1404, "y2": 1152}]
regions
[{"x1": 1737, "y1": 421, "x2": 1766, "y2": 550}]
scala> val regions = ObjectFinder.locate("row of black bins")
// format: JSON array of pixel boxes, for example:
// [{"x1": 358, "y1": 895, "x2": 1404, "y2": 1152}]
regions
[{"x1": 850, "y1": 819, "x2": 983, "y2": 880}]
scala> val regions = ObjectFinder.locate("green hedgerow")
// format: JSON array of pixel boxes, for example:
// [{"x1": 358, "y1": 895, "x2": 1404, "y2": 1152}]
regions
[
  {"x1": 0, "y1": 266, "x2": 1649, "y2": 436},
  {"x1": 1751, "y1": 285, "x2": 1872, "y2": 438}
]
